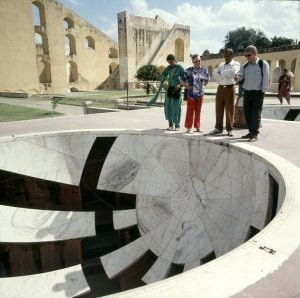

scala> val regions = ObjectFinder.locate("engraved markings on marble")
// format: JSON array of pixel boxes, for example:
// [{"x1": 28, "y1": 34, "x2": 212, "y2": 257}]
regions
[{"x1": 99, "y1": 133, "x2": 270, "y2": 283}]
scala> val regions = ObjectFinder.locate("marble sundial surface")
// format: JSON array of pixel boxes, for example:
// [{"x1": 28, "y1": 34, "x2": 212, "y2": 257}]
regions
[{"x1": 98, "y1": 132, "x2": 269, "y2": 284}]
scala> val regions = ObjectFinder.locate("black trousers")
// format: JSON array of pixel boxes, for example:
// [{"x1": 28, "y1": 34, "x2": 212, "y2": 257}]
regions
[{"x1": 243, "y1": 90, "x2": 264, "y2": 135}]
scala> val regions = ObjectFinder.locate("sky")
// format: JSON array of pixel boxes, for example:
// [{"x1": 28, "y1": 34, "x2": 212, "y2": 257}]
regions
[{"x1": 59, "y1": 0, "x2": 300, "y2": 54}]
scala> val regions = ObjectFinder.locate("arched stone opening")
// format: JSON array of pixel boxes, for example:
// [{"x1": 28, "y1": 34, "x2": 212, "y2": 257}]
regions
[
  {"x1": 109, "y1": 62, "x2": 118, "y2": 74},
  {"x1": 38, "y1": 59, "x2": 51, "y2": 83},
  {"x1": 291, "y1": 59, "x2": 296, "y2": 74},
  {"x1": 108, "y1": 47, "x2": 118, "y2": 58},
  {"x1": 85, "y1": 36, "x2": 95, "y2": 49},
  {"x1": 279, "y1": 59, "x2": 286, "y2": 70},
  {"x1": 64, "y1": 34, "x2": 76, "y2": 56},
  {"x1": 35, "y1": 32, "x2": 49, "y2": 55},
  {"x1": 63, "y1": 17, "x2": 74, "y2": 29},
  {"x1": 67, "y1": 61, "x2": 78, "y2": 83},
  {"x1": 32, "y1": 1, "x2": 46, "y2": 27}
]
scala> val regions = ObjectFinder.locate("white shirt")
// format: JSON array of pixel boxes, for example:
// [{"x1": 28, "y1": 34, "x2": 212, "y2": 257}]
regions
[{"x1": 213, "y1": 59, "x2": 240, "y2": 85}]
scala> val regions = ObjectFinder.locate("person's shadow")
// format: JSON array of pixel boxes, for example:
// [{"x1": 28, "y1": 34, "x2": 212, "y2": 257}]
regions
[{"x1": 52, "y1": 268, "x2": 90, "y2": 297}]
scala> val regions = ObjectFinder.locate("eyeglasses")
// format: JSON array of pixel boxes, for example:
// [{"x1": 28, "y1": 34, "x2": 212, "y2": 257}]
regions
[
  {"x1": 193, "y1": 60, "x2": 201, "y2": 63},
  {"x1": 244, "y1": 54, "x2": 252, "y2": 58}
]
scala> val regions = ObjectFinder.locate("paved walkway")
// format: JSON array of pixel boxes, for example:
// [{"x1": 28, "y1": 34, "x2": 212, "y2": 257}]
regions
[{"x1": 0, "y1": 98, "x2": 299, "y2": 166}]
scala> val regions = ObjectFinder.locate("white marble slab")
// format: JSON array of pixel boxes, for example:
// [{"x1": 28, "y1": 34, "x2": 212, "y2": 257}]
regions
[
  {"x1": 0, "y1": 264, "x2": 89, "y2": 298},
  {"x1": 100, "y1": 237, "x2": 149, "y2": 279},
  {"x1": 0, "y1": 132, "x2": 96, "y2": 185},
  {"x1": 0, "y1": 205, "x2": 95, "y2": 242},
  {"x1": 113, "y1": 209, "x2": 137, "y2": 230},
  {"x1": 142, "y1": 257, "x2": 171, "y2": 284}
]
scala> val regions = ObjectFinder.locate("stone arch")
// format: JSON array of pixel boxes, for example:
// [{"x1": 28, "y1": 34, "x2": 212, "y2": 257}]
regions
[
  {"x1": 38, "y1": 60, "x2": 51, "y2": 83},
  {"x1": 272, "y1": 67, "x2": 282, "y2": 83},
  {"x1": 109, "y1": 62, "x2": 118, "y2": 74},
  {"x1": 291, "y1": 58, "x2": 296, "y2": 74},
  {"x1": 64, "y1": 34, "x2": 76, "y2": 56},
  {"x1": 278, "y1": 59, "x2": 286, "y2": 70},
  {"x1": 35, "y1": 32, "x2": 49, "y2": 55},
  {"x1": 63, "y1": 17, "x2": 74, "y2": 29},
  {"x1": 158, "y1": 65, "x2": 165, "y2": 73},
  {"x1": 108, "y1": 47, "x2": 118, "y2": 58},
  {"x1": 32, "y1": 1, "x2": 46, "y2": 26},
  {"x1": 85, "y1": 36, "x2": 95, "y2": 49},
  {"x1": 29, "y1": 89, "x2": 40, "y2": 94},
  {"x1": 67, "y1": 61, "x2": 78, "y2": 83},
  {"x1": 175, "y1": 38, "x2": 184, "y2": 62}
]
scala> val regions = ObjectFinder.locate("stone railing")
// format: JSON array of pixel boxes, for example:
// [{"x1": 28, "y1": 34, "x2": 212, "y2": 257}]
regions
[{"x1": 202, "y1": 44, "x2": 300, "y2": 60}]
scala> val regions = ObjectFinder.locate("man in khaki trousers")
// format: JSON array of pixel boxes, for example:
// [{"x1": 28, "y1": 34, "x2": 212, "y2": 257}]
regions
[{"x1": 209, "y1": 48, "x2": 240, "y2": 136}]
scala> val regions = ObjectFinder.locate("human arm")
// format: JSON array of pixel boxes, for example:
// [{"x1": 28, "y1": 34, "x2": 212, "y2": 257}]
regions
[
  {"x1": 179, "y1": 68, "x2": 193, "y2": 90},
  {"x1": 203, "y1": 68, "x2": 210, "y2": 86}
]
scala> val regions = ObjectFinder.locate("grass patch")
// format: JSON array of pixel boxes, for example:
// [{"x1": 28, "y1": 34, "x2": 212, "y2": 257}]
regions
[{"x1": 0, "y1": 103, "x2": 63, "y2": 122}]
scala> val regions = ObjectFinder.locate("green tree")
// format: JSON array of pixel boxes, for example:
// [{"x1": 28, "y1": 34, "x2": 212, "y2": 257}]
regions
[
  {"x1": 223, "y1": 27, "x2": 271, "y2": 52},
  {"x1": 135, "y1": 64, "x2": 161, "y2": 81},
  {"x1": 202, "y1": 49, "x2": 211, "y2": 56},
  {"x1": 270, "y1": 36, "x2": 295, "y2": 47}
]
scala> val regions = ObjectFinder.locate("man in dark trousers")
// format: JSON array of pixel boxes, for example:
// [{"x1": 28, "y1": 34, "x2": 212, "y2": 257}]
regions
[{"x1": 236, "y1": 45, "x2": 269, "y2": 142}]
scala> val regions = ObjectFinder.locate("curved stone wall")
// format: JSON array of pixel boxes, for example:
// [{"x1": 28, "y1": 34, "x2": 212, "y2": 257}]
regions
[{"x1": 0, "y1": 129, "x2": 299, "y2": 297}]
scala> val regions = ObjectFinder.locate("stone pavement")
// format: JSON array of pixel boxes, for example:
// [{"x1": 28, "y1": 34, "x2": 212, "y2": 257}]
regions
[{"x1": 0, "y1": 98, "x2": 299, "y2": 167}]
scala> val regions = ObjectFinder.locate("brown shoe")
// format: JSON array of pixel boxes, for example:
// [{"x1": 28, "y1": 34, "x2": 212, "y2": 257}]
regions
[{"x1": 241, "y1": 132, "x2": 251, "y2": 139}]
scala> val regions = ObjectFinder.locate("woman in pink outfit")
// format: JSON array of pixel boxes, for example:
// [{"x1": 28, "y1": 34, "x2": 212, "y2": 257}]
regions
[{"x1": 180, "y1": 54, "x2": 209, "y2": 134}]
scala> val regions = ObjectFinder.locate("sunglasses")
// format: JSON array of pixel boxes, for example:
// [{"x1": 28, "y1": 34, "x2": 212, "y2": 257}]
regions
[
  {"x1": 193, "y1": 60, "x2": 201, "y2": 63},
  {"x1": 244, "y1": 54, "x2": 252, "y2": 57}
]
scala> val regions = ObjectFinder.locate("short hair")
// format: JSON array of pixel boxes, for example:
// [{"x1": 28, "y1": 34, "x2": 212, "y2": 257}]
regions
[
  {"x1": 166, "y1": 54, "x2": 176, "y2": 61},
  {"x1": 245, "y1": 45, "x2": 258, "y2": 54},
  {"x1": 224, "y1": 48, "x2": 234, "y2": 55},
  {"x1": 191, "y1": 54, "x2": 200, "y2": 60}
]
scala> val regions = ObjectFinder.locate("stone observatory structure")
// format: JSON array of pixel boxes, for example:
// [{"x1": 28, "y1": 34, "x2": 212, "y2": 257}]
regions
[
  {"x1": 117, "y1": 11, "x2": 190, "y2": 88},
  {"x1": 0, "y1": 0, "x2": 190, "y2": 95},
  {"x1": 0, "y1": 0, "x2": 119, "y2": 95}
]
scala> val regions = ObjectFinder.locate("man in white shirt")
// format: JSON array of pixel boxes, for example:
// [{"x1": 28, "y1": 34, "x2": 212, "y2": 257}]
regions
[{"x1": 209, "y1": 48, "x2": 240, "y2": 136}]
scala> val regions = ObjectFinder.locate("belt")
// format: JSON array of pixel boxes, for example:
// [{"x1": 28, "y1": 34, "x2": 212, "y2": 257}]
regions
[{"x1": 219, "y1": 84, "x2": 234, "y2": 88}]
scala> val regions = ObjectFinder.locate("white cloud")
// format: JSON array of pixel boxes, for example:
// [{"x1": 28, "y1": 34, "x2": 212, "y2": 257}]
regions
[{"x1": 108, "y1": 0, "x2": 300, "y2": 54}]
